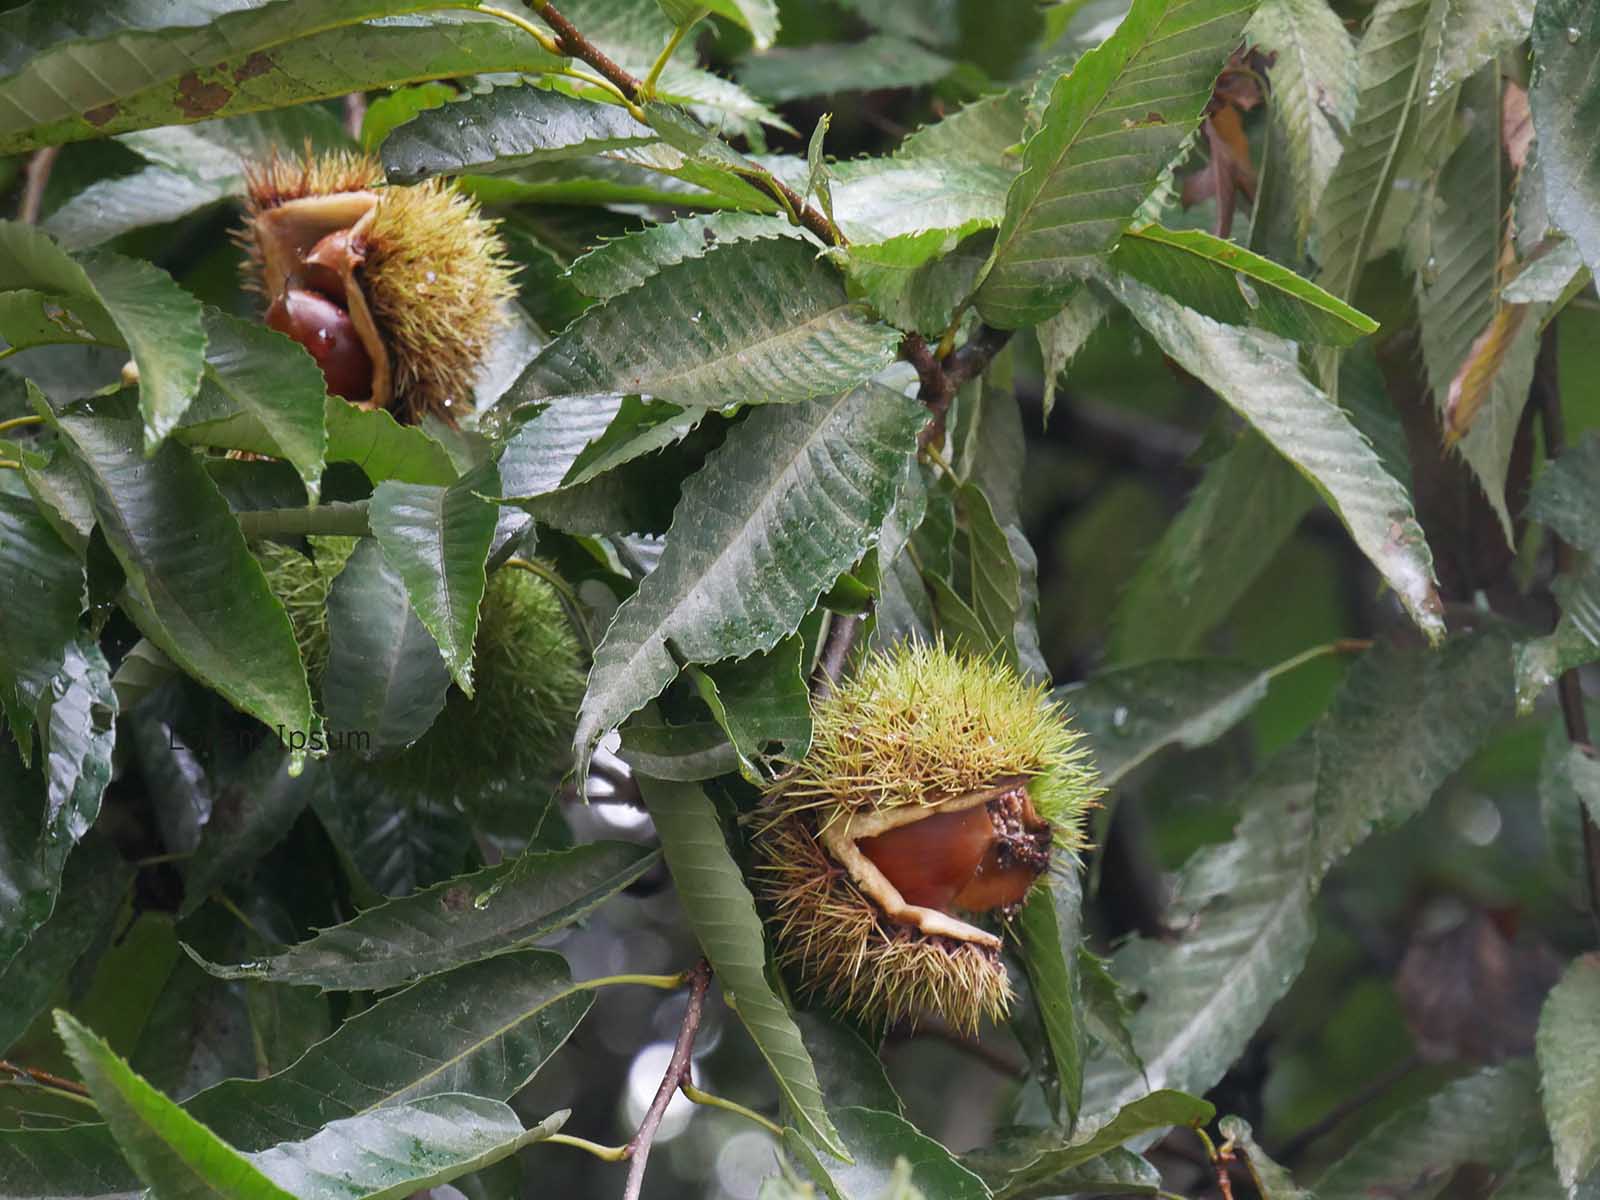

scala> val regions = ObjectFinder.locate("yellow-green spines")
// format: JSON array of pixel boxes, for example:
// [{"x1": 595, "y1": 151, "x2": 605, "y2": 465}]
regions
[
  {"x1": 752, "y1": 641, "x2": 1099, "y2": 1034},
  {"x1": 359, "y1": 178, "x2": 517, "y2": 424},
  {"x1": 372, "y1": 563, "x2": 586, "y2": 805},
  {"x1": 783, "y1": 641, "x2": 1098, "y2": 843},
  {"x1": 255, "y1": 536, "x2": 358, "y2": 686}
]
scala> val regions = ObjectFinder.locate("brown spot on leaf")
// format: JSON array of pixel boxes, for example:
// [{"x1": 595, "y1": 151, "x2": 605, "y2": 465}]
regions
[
  {"x1": 441, "y1": 886, "x2": 473, "y2": 912},
  {"x1": 84, "y1": 102, "x2": 120, "y2": 127},
  {"x1": 175, "y1": 72, "x2": 231, "y2": 119},
  {"x1": 233, "y1": 52, "x2": 273, "y2": 83}
]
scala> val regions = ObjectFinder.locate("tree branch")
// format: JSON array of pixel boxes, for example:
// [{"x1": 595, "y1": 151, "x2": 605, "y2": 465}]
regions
[
  {"x1": 811, "y1": 613, "x2": 862, "y2": 699},
  {"x1": 623, "y1": 958, "x2": 711, "y2": 1200},
  {"x1": 17, "y1": 146, "x2": 58, "y2": 225},
  {"x1": 526, "y1": 1, "x2": 843, "y2": 247},
  {"x1": 1533, "y1": 321, "x2": 1600, "y2": 942},
  {"x1": 904, "y1": 325, "x2": 1014, "y2": 450}
]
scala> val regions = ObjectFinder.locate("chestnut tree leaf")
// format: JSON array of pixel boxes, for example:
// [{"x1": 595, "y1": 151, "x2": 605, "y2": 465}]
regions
[
  {"x1": 974, "y1": 0, "x2": 1257, "y2": 328},
  {"x1": 1531, "y1": 0, "x2": 1600, "y2": 277},
  {"x1": 320, "y1": 539, "x2": 452, "y2": 756},
  {"x1": 571, "y1": 383, "x2": 923, "y2": 788},
  {"x1": 1314, "y1": 1062, "x2": 1544, "y2": 1200},
  {"x1": 1537, "y1": 954, "x2": 1600, "y2": 1194},
  {"x1": 46, "y1": 397, "x2": 312, "y2": 741},
  {"x1": 369, "y1": 467, "x2": 500, "y2": 695},
  {"x1": 1, "y1": 950, "x2": 593, "y2": 1195},
  {"x1": 1, "y1": 222, "x2": 206, "y2": 448},
  {"x1": 785, "y1": 1105, "x2": 988, "y2": 1199},
  {"x1": 0, "y1": 484, "x2": 84, "y2": 763},
  {"x1": 510, "y1": 239, "x2": 901, "y2": 409},
  {"x1": 193, "y1": 842, "x2": 658, "y2": 991},
  {"x1": 632, "y1": 774, "x2": 846, "y2": 1159},
  {"x1": 1106, "y1": 275, "x2": 1445, "y2": 645}
]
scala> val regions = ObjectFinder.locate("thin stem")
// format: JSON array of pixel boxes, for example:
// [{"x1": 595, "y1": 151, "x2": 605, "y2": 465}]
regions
[
  {"x1": 1534, "y1": 320, "x2": 1600, "y2": 943},
  {"x1": 0, "y1": 414, "x2": 44, "y2": 436},
  {"x1": 547, "y1": 1132, "x2": 630, "y2": 1161},
  {"x1": 507, "y1": 0, "x2": 843, "y2": 246},
  {"x1": 680, "y1": 1083, "x2": 782, "y2": 1137},
  {"x1": 17, "y1": 146, "x2": 59, "y2": 225},
  {"x1": 642, "y1": 11, "x2": 706, "y2": 97},
  {"x1": 550, "y1": 66, "x2": 645, "y2": 117},
  {"x1": 574, "y1": 970, "x2": 688, "y2": 992},
  {"x1": 214, "y1": 892, "x2": 273, "y2": 944},
  {"x1": 342, "y1": 92, "x2": 367, "y2": 142},
  {"x1": 0, "y1": 460, "x2": 20, "y2": 471},
  {"x1": 623, "y1": 959, "x2": 711, "y2": 1200},
  {"x1": 477, "y1": 4, "x2": 563, "y2": 54},
  {"x1": 0, "y1": 1061, "x2": 92, "y2": 1102},
  {"x1": 0, "y1": 346, "x2": 21, "y2": 363},
  {"x1": 811, "y1": 613, "x2": 860, "y2": 700},
  {"x1": 235, "y1": 501, "x2": 371, "y2": 542},
  {"x1": 1265, "y1": 637, "x2": 1373, "y2": 682}
]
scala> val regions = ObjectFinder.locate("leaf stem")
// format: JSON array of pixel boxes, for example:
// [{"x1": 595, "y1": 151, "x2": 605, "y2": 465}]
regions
[
  {"x1": 574, "y1": 970, "x2": 689, "y2": 991},
  {"x1": 0, "y1": 413, "x2": 44, "y2": 435},
  {"x1": 503, "y1": 556, "x2": 595, "y2": 656},
  {"x1": 476, "y1": 4, "x2": 563, "y2": 54},
  {"x1": 235, "y1": 501, "x2": 372, "y2": 542},
  {"x1": 547, "y1": 1132, "x2": 630, "y2": 1161},
  {"x1": 0, "y1": 460, "x2": 20, "y2": 471},
  {"x1": 0, "y1": 1060, "x2": 93, "y2": 1104},
  {"x1": 17, "y1": 146, "x2": 58, "y2": 225},
  {"x1": 680, "y1": 1082, "x2": 782, "y2": 1136},
  {"x1": 1264, "y1": 638, "x2": 1373, "y2": 682},
  {"x1": 499, "y1": 0, "x2": 844, "y2": 246},
  {"x1": 642, "y1": 10, "x2": 707, "y2": 98}
]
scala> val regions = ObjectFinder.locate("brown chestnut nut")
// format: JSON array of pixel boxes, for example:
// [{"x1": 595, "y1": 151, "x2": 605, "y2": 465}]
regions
[{"x1": 266, "y1": 287, "x2": 374, "y2": 403}]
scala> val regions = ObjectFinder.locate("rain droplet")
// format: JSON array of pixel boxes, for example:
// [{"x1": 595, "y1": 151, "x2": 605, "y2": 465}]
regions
[
  {"x1": 1566, "y1": 25, "x2": 1582, "y2": 43},
  {"x1": 1111, "y1": 705, "x2": 1130, "y2": 730}
]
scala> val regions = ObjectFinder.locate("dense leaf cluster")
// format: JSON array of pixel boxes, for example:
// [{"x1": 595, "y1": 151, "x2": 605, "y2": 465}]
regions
[{"x1": 2, "y1": 0, "x2": 1599, "y2": 1197}]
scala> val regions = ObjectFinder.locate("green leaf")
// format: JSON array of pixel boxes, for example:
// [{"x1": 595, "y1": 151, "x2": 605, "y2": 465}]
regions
[
  {"x1": 1532, "y1": 0, "x2": 1600, "y2": 277},
  {"x1": 249, "y1": 1096, "x2": 567, "y2": 1200},
  {"x1": 896, "y1": 92, "x2": 1028, "y2": 171},
  {"x1": 369, "y1": 469, "x2": 499, "y2": 695},
  {"x1": 690, "y1": 636, "x2": 812, "y2": 780},
  {"x1": 1435, "y1": 0, "x2": 1534, "y2": 91},
  {"x1": 1109, "y1": 224, "x2": 1379, "y2": 345},
  {"x1": 0, "y1": 836, "x2": 127, "y2": 1052},
  {"x1": 1314, "y1": 1062, "x2": 1544, "y2": 1200},
  {"x1": 1313, "y1": 0, "x2": 1446, "y2": 310},
  {"x1": 845, "y1": 230, "x2": 995, "y2": 336},
  {"x1": 1084, "y1": 632, "x2": 1513, "y2": 1117},
  {"x1": 380, "y1": 84, "x2": 658, "y2": 185},
  {"x1": 54, "y1": 1010, "x2": 296, "y2": 1200},
  {"x1": 618, "y1": 721, "x2": 742, "y2": 781},
  {"x1": 511, "y1": 240, "x2": 901, "y2": 408},
  {"x1": 0, "y1": 487, "x2": 84, "y2": 761},
  {"x1": 1540, "y1": 722, "x2": 1600, "y2": 898},
  {"x1": 197, "y1": 309, "x2": 328, "y2": 505},
  {"x1": 1412, "y1": 68, "x2": 1532, "y2": 544},
  {"x1": 793, "y1": 1012, "x2": 903, "y2": 1116},
  {"x1": 631, "y1": 773, "x2": 845, "y2": 1159},
  {"x1": 178, "y1": 743, "x2": 326, "y2": 918},
  {"x1": 566, "y1": 212, "x2": 811, "y2": 300},
  {"x1": 1246, "y1": 0, "x2": 1357, "y2": 249},
  {"x1": 196, "y1": 843, "x2": 657, "y2": 991},
  {"x1": 966, "y1": 1092, "x2": 1214, "y2": 1197},
  {"x1": 1038, "y1": 287, "x2": 1110, "y2": 421},
  {"x1": 959, "y1": 480, "x2": 1022, "y2": 665},
  {"x1": 974, "y1": 0, "x2": 1257, "y2": 328},
  {"x1": 1108, "y1": 430, "x2": 1315, "y2": 662},
  {"x1": 1217, "y1": 1117, "x2": 1309, "y2": 1200},
  {"x1": 1107, "y1": 275, "x2": 1445, "y2": 643},
  {"x1": 495, "y1": 395, "x2": 629, "y2": 501},
  {"x1": 1, "y1": 222, "x2": 206, "y2": 448},
  {"x1": 47, "y1": 398, "x2": 312, "y2": 738},
  {"x1": 831, "y1": 161, "x2": 1013, "y2": 245},
  {"x1": 43, "y1": 109, "x2": 350, "y2": 250},
  {"x1": 0, "y1": 6, "x2": 544, "y2": 154},
  {"x1": 786, "y1": 1106, "x2": 988, "y2": 1200},
  {"x1": 1057, "y1": 659, "x2": 1271, "y2": 790},
  {"x1": 1014, "y1": 869, "x2": 1086, "y2": 1128},
  {"x1": 573, "y1": 384, "x2": 923, "y2": 785},
  {"x1": 321, "y1": 539, "x2": 452, "y2": 757},
  {"x1": 735, "y1": 36, "x2": 954, "y2": 103},
  {"x1": 1539, "y1": 954, "x2": 1600, "y2": 1194}
]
